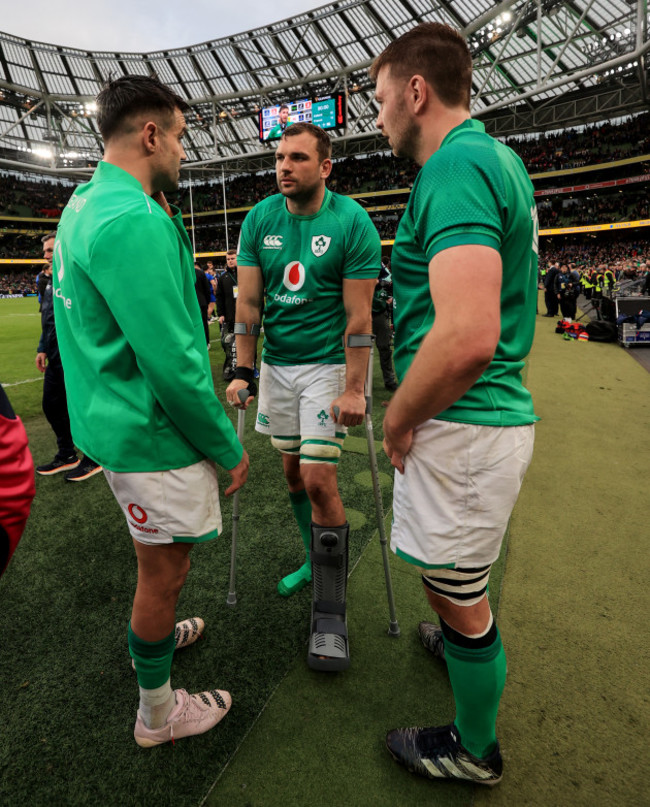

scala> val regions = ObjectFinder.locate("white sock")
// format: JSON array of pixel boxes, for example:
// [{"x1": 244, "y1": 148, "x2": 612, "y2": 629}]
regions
[{"x1": 138, "y1": 680, "x2": 176, "y2": 729}]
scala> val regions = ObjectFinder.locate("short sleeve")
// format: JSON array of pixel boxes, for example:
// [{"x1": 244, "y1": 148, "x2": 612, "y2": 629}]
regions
[
  {"x1": 237, "y1": 208, "x2": 259, "y2": 267},
  {"x1": 343, "y1": 207, "x2": 382, "y2": 279},
  {"x1": 413, "y1": 149, "x2": 503, "y2": 261}
]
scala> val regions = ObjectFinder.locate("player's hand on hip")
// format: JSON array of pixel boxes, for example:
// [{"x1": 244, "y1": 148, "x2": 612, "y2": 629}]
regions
[
  {"x1": 226, "y1": 379, "x2": 254, "y2": 410},
  {"x1": 382, "y1": 416, "x2": 413, "y2": 475},
  {"x1": 225, "y1": 450, "x2": 249, "y2": 496},
  {"x1": 331, "y1": 390, "x2": 365, "y2": 427}
]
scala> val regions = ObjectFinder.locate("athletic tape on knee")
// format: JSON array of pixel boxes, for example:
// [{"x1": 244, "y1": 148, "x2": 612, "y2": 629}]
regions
[
  {"x1": 300, "y1": 435, "x2": 344, "y2": 464},
  {"x1": 421, "y1": 564, "x2": 491, "y2": 607},
  {"x1": 271, "y1": 435, "x2": 301, "y2": 454},
  {"x1": 440, "y1": 614, "x2": 497, "y2": 648}
]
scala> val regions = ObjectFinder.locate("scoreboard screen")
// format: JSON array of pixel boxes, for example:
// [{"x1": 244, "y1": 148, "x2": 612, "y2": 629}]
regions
[{"x1": 258, "y1": 93, "x2": 346, "y2": 142}]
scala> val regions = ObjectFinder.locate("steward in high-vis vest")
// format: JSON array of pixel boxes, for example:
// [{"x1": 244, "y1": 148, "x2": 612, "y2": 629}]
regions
[{"x1": 581, "y1": 267, "x2": 595, "y2": 300}]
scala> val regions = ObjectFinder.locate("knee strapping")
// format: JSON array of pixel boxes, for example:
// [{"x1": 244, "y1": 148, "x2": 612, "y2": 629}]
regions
[
  {"x1": 300, "y1": 435, "x2": 344, "y2": 464},
  {"x1": 421, "y1": 564, "x2": 491, "y2": 607},
  {"x1": 271, "y1": 435, "x2": 301, "y2": 455}
]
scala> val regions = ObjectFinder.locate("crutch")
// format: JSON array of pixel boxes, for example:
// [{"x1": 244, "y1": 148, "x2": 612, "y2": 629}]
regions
[
  {"x1": 226, "y1": 388, "x2": 250, "y2": 606},
  {"x1": 336, "y1": 334, "x2": 400, "y2": 637}
]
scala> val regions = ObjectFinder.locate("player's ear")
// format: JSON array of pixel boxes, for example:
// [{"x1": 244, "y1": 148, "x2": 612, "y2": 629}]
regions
[
  {"x1": 410, "y1": 74, "x2": 428, "y2": 115},
  {"x1": 321, "y1": 158, "x2": 333, "y2": 180},
  {"x1": 142, "y1": 120, "x2": 158, "y2": 154}
]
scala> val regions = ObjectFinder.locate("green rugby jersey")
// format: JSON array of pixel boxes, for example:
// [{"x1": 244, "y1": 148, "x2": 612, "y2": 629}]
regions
[
  {"x1": 237, "y1": 188, "x2": 381, "y2": 365},
  {"x1": 52, "y1": 161, "x2": 242, "y2": 473},
  {"x1": 392, "y1": 119, "x2": 539, "y2": 426}
]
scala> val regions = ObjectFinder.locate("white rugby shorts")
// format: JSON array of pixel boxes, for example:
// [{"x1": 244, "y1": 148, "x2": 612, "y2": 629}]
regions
[
  {"x1": 391, "y1": 419, "x2": 534, "y2": 568},
  {"x1": 255, "y1": 362, "x2": 347, "y2": 460},
  {"x1": 104, "y1": 459, "x2": 222, "y2": 546}
]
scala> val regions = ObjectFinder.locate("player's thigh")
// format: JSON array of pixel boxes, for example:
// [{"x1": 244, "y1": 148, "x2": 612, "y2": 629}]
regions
[
  {"x1": 104, "y1": 459, "x2": 222, "y2": 546},
  {"x1": 391, "y1": 420, "x2": 534, "y2": 568},
  {"x1": 255, "y1": 362, "x2": 300, "y2": 439},
  {"x1": 298, "y1": 364, "x2": 347, "y2": 464}
]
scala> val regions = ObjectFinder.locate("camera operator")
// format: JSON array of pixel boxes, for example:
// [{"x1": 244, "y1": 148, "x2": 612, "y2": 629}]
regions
[{"x1": 554, "y1": 263, "x2": 581, "y2": 320}]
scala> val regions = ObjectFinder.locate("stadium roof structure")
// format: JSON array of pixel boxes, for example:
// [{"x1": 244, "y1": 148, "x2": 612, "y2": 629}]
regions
[{"x1": 0, "y1": 0, "x2": 648, "y2": 178}]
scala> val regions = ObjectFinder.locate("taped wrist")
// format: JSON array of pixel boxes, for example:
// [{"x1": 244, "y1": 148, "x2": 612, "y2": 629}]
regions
[{"x1": 233, "y1": 367, "x2": 254, "y2": 383}]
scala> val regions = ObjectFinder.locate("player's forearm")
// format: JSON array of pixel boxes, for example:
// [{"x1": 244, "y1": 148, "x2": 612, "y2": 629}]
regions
[
  {"x1": 343, "y1": 343, "x2": 370, "y2": 393},
  {"x1": 343, "y1": 315, "x2": 371, "y2": 393},
  {"x1": 234, "y1": 298, "x2": 261, "y2": 369}
]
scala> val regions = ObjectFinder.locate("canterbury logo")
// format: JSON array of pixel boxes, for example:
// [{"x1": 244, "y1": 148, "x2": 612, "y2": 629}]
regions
[{"x1": 263, "y1": 235, "x2": 283, "y2": 248}]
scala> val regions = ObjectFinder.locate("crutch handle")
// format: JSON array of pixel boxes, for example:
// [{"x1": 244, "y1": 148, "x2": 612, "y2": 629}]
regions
[{"x1": 237, "y1": 388, "x2": 250, "y2": 404}]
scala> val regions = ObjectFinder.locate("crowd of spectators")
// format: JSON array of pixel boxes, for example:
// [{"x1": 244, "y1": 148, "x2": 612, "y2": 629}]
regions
[
  {"x1": 504, "y1": 113, "x2": 650, "y2": 173},
  {"x1": 3, "y1": 113, "x2": 650, "y2": 262},
  {"x1": 539, "y1": 237, "x2": 648, "y2": 269},
  {"x1": 0, "y1": 173, "x2": 73, "y2": 217},
  {"x1": 0, "y1": 270, "x2": 38, "y2": 296},
  {"x1": 537, "y1": 187, "x2": 650, "y2": 228}
]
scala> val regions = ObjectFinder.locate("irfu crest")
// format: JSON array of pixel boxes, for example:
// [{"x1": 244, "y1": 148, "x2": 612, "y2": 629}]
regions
[{"x1": 311, "y1": 235, "x2": 331, "y2": 257}]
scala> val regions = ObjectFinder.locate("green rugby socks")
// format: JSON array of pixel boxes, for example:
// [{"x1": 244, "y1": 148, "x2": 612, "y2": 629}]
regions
[
  {"x1": 441, "y1": 617, "x2": 506, "y2": 759},
  {"x1": 129, "y1": 624, "x2": 176, "y2": 728},
  {"x1": 277, "y1": 489, "x2": 313, "y2": 597}
]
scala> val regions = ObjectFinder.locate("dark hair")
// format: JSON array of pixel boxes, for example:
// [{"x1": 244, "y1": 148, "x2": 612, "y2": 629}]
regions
[
  {"x1": 41, "y1": 231, "x2": 57, "y2": 243},
  {"x1": 281, "y1": 122, "x2": 331, "y2": 162},
  {"x1": 96, "y1": 75, "x2": 190, "y2": 142},
  {"x1": 279, "y1": 104, "x2": 289, "y2": 112},
  {"x1": 369, "y1": 23, "x2": 472, "y2": 109},
  {"x1": 226, "y1": 248, "x2": 237, "y2": 256}
]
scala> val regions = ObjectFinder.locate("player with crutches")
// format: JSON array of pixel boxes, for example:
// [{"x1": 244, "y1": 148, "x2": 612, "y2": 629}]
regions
[
  {"x1": 226, "y1": 122, "x2": 380, "y2": 671},
  {"x1": 226, "y1": 385, "x2": 255, "y2": 606},
  {"x1": 335, "y1": 333, "x2": 400, "y2": 638}
]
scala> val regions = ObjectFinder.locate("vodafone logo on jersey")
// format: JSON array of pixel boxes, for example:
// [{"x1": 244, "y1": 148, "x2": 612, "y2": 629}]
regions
[
  {"x1": 128, "y1": 503, "x2": 148, "y2": 524},
  {"x1": 283, "y1": 261, "x2": 306, "y2": 292},
  {"x1": 127, "y1": 503, "x2": 159, "y2": 535}
]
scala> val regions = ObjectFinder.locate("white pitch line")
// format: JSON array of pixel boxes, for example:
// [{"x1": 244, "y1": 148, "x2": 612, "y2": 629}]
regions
[{"x1": 2, "y1": 377, "x2": 44, "y2": 388}]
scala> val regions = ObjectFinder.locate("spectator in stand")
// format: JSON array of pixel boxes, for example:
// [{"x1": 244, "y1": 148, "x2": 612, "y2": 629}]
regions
[{"x1": 34, "y1": 232, "x2": 102, "y2": 482}]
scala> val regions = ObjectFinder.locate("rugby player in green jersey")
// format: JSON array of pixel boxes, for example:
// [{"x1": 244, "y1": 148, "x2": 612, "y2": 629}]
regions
[
  {"x1": 371, "y1": 23, "x2": 539, "y2": 785},
  {"x1": 266, "y1": 104, "x2": 293, "y2": 140},
  {"x1": 226, "y1": 123, "x2": 381, "y2": 671},
  {"x1": 53, "y1": 76, "x2": 248, "y2": 747}
]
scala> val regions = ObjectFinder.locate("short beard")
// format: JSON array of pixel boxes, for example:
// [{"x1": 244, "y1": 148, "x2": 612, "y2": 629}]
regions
[
  {"x1": 391, "y1": 115, "x2": 420, "y2": 163},
  {"x1": 277, "y1": 178, "x2": 320, "y2": 206}
]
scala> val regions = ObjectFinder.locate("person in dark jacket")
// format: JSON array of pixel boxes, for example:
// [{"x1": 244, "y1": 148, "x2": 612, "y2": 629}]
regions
[
  {"x1": 35, "y1": 232, "x2": 101, "y2": 481},
  {"x1": 216, "y1": 249, "x2": 239, "y2": 380},
  {"x1": 194, "y1": 263, "x2": 212, "y2": 347},
  {"x1": 554, "y1": 263, "x2": 580, "y2": 320},
  {"x1": 543, "y1": 262, "x2": 561, "y2": 317},
  {"x1": 372, "y1": 280, "x2": 398, "y2": 391}
]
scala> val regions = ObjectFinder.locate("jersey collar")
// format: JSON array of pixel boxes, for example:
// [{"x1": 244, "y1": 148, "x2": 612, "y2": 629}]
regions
[
  {"x1": 92, "y1": 160, "x2": 146, "y2": 192},
  {"x1": 284, "y1": 186, "x2": 332, "y2": 220},
  {"x1": 439, "y1": 118, "x2": 486, "y2": 151}
]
